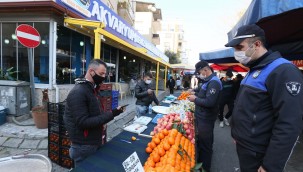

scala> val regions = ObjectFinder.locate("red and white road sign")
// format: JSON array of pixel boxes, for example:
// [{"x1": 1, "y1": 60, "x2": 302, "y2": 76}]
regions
[{"x1": 15, "y1": 24, "x2": 40, "y2": 48}]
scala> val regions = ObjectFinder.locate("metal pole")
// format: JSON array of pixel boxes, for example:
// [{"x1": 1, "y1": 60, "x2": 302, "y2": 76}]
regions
[
  {"x1": 28, "y1": 48, "x2": 36, "y2": 107},
  {"x1": 156, "y1": 62, "x2": 159, "y2": 96},
  {"x1": 164, "y1": 65, "x2": 167, "y2": 91}
]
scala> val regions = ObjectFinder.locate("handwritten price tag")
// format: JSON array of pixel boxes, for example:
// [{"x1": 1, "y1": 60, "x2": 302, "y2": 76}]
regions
[{"x1": 122, "y1": 152, "x2": 144, "y2": 172}]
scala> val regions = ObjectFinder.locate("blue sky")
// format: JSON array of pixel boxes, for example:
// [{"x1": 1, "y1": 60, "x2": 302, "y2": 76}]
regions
[{"x1": 142, "y1": 0, "x2": 252, "y2": 65}]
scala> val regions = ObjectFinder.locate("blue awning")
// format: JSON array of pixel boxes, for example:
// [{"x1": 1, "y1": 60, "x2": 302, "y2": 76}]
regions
[
  {"x1": 200, "y1": 0, "x2": 303, "y2": 63},
  {"x1": 228, "y1": 0, "x2": 303, "y2": 42},
  {"x1": 199, "y1": 48, "x2": 238, "y2": 63}
]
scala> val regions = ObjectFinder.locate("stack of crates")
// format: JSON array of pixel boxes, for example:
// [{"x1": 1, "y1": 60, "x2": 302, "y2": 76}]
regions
[
  {"x1": 112, "y1": 90, "x2": 119, "y2": 109},
  {"x1": 99, "y1": 83, "x2": 113, "y2": 112},
  {"x1": 48, "y1": 102, "x2": 74, "y2": 169}
]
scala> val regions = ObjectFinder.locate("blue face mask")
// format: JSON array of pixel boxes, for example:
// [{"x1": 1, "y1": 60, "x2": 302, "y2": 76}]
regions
[{"x1": 226, "y1": 78, "x2": 232, "y2": 81}]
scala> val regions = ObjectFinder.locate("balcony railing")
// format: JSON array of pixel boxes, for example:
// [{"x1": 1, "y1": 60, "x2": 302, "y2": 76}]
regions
[{"x1": 117, "y1": 0, "x2": 135, "y2": 25}]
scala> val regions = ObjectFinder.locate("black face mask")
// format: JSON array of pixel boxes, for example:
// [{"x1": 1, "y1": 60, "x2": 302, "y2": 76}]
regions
[{"x1": 91, "y1": 70, "x2": 105, "y2": 86}]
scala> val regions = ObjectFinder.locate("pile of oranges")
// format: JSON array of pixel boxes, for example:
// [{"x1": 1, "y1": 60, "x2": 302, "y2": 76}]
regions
[
  {"x1": 144, "y1": 129, "x2": 195, "y2": 172},
  {"x1": 177, "y1": 91, "x2": 190, "y2": 100}
]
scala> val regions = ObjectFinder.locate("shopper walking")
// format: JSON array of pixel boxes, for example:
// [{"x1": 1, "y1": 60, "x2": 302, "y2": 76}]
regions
[
  {"x1": 218, "y1": 69, "x2": 234, "y2": 128},
  {"x1": 188, "y1": 60, "x2": 222, "y2": 172},
  {"x1": 64, "y1": 59, "x2": 125, "y2": 166},
  {"x1": 225, "y1": 24, "x2": 303, "y2": 172},
  {"x1": 166, "y1": 76, "x2": 176, "y2": 95}
]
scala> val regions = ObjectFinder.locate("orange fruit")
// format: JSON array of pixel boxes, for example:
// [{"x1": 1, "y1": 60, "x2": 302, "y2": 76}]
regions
[
  {"x1": 158, "y1": 133, "x2": 165, "y2": 140},
  {"x1": 163, "y1": 142, "x2": 170, "y2": 151},
  {"x1": 162, "y1": 129, "x2": 169, "y2": 136},
  {"x1": 158, "y1": 147, "x2": 165, "y2": 157},
  {"x1": 146, "y1": 147, "x2": 152, "y2": 153},
  {"x1": 154, "y1": 138, "x2": 161, "y2": 145},
  {"x1": 168, "y1": 137, "x2": 175, "y2": 145},
  {"x1": 147, "y1": 159, "x2": 155, "y2": 167},
  {"x1": 150, "y1": 142, "x2": 156, "y2": 149},
  {"x1": 153, "y1": 154, "x2": 160, "y2": 163}
]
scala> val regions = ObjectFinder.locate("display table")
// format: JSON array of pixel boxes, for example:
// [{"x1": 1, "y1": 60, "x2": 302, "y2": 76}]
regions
[{"x1": 71, "y1": 103, "x2": 171, "y2": 172}]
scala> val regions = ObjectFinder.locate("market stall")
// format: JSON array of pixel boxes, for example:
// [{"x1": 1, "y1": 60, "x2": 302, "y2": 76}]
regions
[{"x1": 70, "y1": 94, "x2": 199, "y2": 172}]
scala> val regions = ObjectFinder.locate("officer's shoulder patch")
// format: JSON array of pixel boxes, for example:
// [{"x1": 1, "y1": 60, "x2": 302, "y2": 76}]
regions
[
  {"x1": 210, "y1": 88, "x2": 216, "y2": 94},
  {"x1": 286, "y1": 81, "x2": 301, "y2": 96}
]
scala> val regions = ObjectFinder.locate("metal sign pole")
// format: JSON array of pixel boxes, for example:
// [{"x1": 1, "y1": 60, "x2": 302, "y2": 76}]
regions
[{"x1": 28, "y1": 48, "x2": 36, "y2": 107}]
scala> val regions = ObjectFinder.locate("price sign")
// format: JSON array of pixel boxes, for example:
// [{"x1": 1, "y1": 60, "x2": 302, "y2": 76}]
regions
[{"x1": 122, "y1": 152, "x2": 144, "y2": 172}]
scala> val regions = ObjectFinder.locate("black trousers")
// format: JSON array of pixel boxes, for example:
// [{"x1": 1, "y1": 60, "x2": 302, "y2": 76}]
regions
[
  {"x1": 196, "y1": 119, "x2": 215, "y2": 172},
  {"x1": 236, "y1": 144, "x2": 265, "y2": 172},
  {"x1": 218, "y1": 98, "x2": 234, "y2": 121},
  {"x1": 169, "y1": 87, "x2": 174, "y2": 94}
]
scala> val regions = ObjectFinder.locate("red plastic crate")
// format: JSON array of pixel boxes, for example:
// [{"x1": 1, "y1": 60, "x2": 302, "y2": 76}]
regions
[
  {"x1": 60, "y1": 156, "x2": 74, "y2": 169},
  {"x1": 99, "y1": 83, "x2": 112, "y2": 91},
  {"x1": 49, "y1": 152, "x2": 59, "y2": 164}
]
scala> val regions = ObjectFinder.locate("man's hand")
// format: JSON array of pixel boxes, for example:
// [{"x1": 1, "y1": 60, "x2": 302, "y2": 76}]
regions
[
  {"x1": 147, "y1": 89, "x2": 153, "y2": 95},
  {"x1": 187, "y1": 89, "x2": 193, "y2": 93},
  {"x1": 258, "y1": 166, "x2": 266, "y2": 172},
  {"x1": 117, "y1": 106, "x2": 126, "y2": 112},
  {"x1": 187, "y1": 95, "x2": 197, "y2": 102}
]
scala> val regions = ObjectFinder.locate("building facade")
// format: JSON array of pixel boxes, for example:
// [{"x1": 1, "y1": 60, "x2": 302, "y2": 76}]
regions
[{"x1": 0, "y1": 0, "x2": 169, "y2": 110}]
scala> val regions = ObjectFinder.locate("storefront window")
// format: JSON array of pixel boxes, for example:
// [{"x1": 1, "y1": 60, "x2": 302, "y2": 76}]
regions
[
  {"x1": 118, "y1": 51, "x2": 140, "y2": 83},
  {"x1": 33, "y1": 22, "x2": 50, "y2": 83},
  {"x1": 1, "y1": 22, "x2": 49, "y2": 83},
  {"x1": 1, "y1": 23, "x2": 17, "y2": 80},
  {"x1": 56, "y1": 25, "x2": 88, "y2": 84},
  {"x1": 102, "y1": 44, "x2": 117, "y2": 82}
]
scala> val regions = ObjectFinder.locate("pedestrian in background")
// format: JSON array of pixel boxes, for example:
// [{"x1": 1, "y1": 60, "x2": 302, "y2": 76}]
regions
[
  {"x1": 188, "y1": 60, "x2": 222, "y2": 172},
  {"x1": 226, "y1": 24, "x2": 303, "y2": 172},
  {"x1": 218, "y1": 69, "x2": 234, "y2": 128},
  {"x1": 166, "y1": 76, "x2": 176, "y2": 95},
  {"x1": 191, "y1": 75, "x2": 198, "y2": 89},
  {"x1": 176, "y1": 77, "x2": 181, "y2": 90}
]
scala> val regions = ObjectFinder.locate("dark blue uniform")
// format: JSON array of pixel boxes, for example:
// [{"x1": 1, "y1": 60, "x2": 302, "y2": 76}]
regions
[
  {"x1": 232, "y1": 51, "x2": 303, "y2": 172},
  {"x1": 194, "y1": 73, "x2": 222, "y2": 172}
]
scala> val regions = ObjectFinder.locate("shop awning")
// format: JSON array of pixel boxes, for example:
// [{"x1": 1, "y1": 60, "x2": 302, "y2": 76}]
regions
[
  {"x1": 210, "y1": 63, "x2": 248, "y2": 72},
  {"x1": 63, "y1": 17, "x2": 170, "y2": 68},
  {"x1": 199, "y1": 48, "x2": 238, "y2": 63},
  {"x1": 201, "y1": 0, "x2": 303, "y2": 63},
  {"x1": 228, "y1": 0, "x2": 303, "y2": 59},
  {"x1": 170, "y1": 63, "x2": 195, "y2": 70}
]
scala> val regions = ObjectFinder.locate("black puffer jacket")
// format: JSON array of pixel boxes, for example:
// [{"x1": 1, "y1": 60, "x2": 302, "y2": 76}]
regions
[
  {"x1": 135, "y1": 80, "x2": 159, "y2": 106},
  {"x1": 64, "y1": 79, "x2": 115, "y2": 145}
]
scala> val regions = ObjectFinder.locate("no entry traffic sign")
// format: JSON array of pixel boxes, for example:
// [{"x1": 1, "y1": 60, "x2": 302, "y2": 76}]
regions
[{"x1": 15, "y1": 24, "x2": 41, "y2": 48}]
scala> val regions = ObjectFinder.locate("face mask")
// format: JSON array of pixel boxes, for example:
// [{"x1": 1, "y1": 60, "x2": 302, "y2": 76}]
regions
[
  {"x1": 234, "y1": 43, "x2": 256, "y2": 65},
  {"x1": 91, "y1": 70, "x2": 105, "y2": 86},
  {"x1": 226, "y1": 78, "x2": 232, "y2": 81},
  {"x1": 145, "y1": 80, "x2": 152, "y2": 84}
]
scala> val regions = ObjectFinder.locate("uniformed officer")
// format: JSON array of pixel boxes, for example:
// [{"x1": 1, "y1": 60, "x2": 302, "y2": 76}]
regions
[
  {"x1": 225, "y1": 24, "x2": 303, "y2": 172},
  {"x1": 188, "y1": 60, "x2": 222, "y2": 172}
]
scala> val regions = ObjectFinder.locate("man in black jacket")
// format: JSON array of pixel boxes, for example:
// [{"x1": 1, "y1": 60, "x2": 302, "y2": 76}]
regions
[
  {"x1": 166, "y1": 76, "x2": 176, "y2": 95},
  {"x1": 218, "y1": 69, "x2": 234, "y2": 128},
  {"x1": 225, "y1": 24, "x2": 303, "y2": 172},
  {"x1": 64, "y1": 59, "x2": 124, "y2": 166},
  {"x1": 135, "y1": 72, "x2": 159, "y2": 118},
  {"x1": 188, "y1": 60, "x2": 222, "y2": 172}
]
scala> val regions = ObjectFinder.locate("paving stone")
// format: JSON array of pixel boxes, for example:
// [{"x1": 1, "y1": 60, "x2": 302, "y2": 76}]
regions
[
  {"x1": 37, "y1": 139, "x2": 48, "y2": 150},
  {"x1": 2, "y1": 138, "x2": 24, "y2": 148},
  {"x1": 0, "y1": 136, "x2": 8, "y2": 146},
  {"x1": 19, "y1": 139, "x2": 40, "y2": 149}
]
